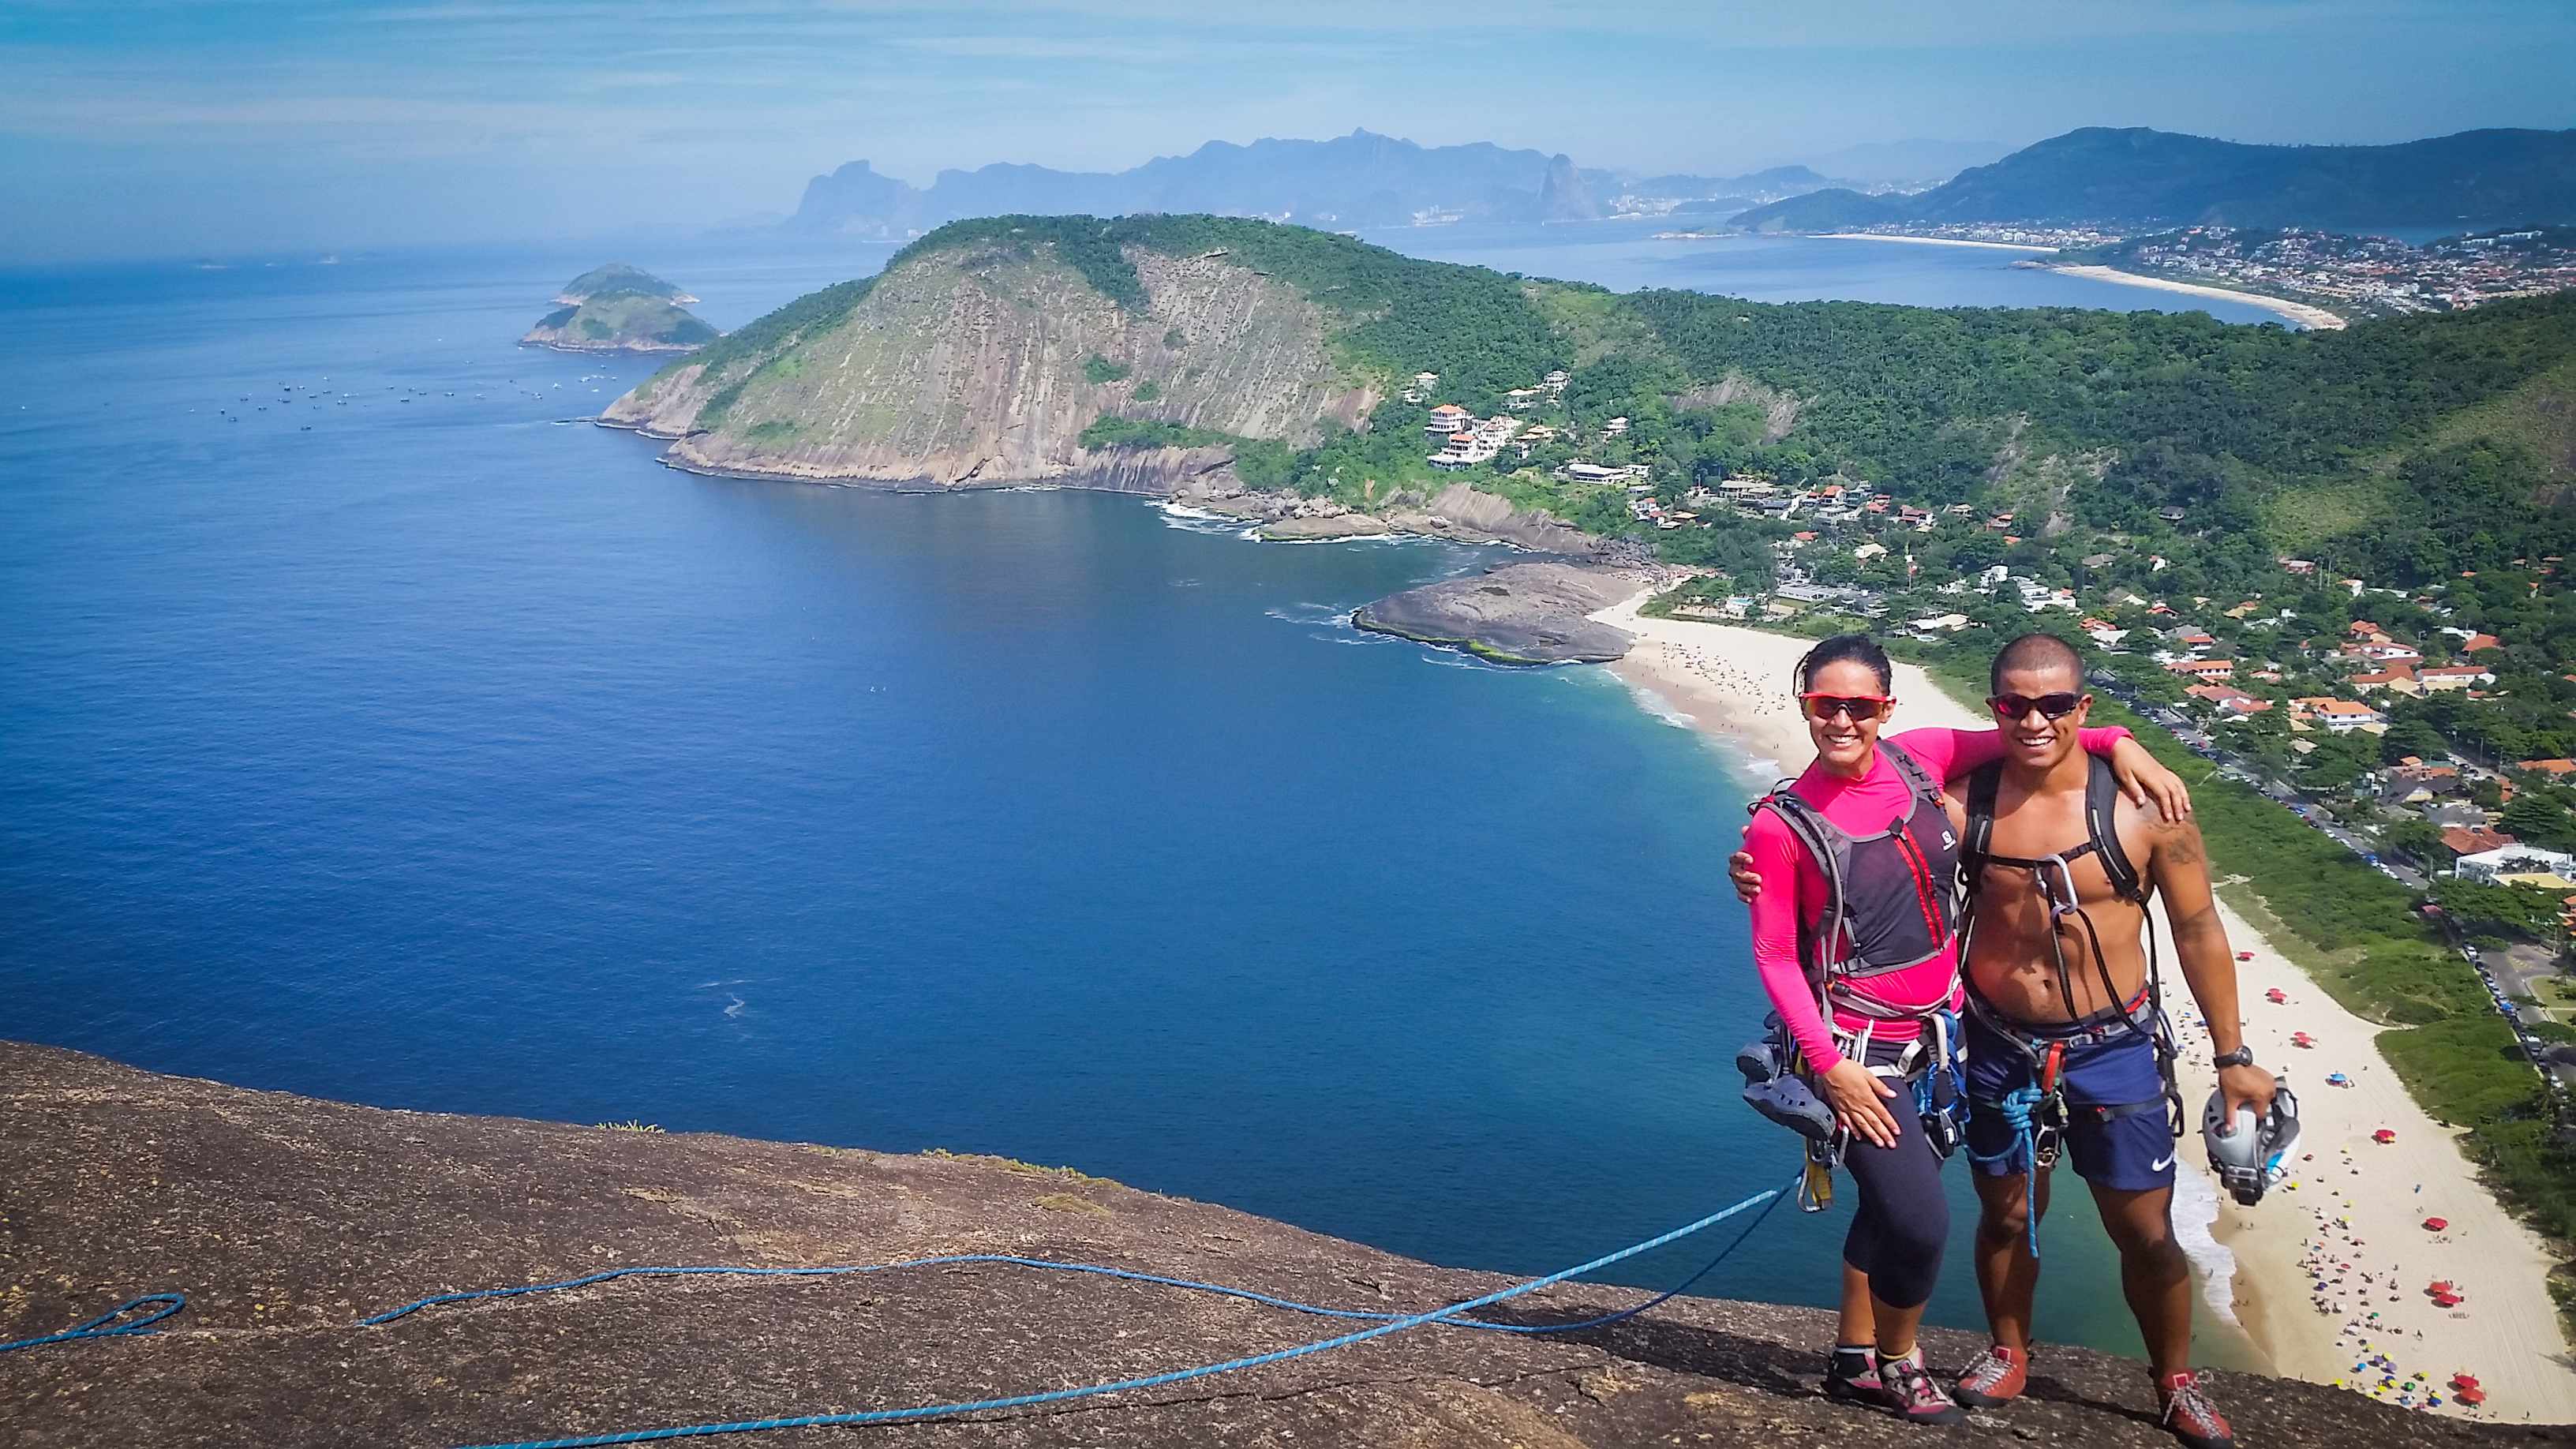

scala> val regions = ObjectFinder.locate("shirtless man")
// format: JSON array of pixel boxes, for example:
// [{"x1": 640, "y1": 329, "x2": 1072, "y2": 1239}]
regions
[{"x1": 1734, "y1": 633, "x2": 2272, "y2": 1449}]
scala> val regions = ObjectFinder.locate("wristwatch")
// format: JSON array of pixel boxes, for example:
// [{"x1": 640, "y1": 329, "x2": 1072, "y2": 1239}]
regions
[{"x1": 2213, "y1": 1046, "x2": 2256, "y2": 1069}]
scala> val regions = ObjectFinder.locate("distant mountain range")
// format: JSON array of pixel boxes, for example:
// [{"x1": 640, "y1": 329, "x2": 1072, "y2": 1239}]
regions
[
  {"x1": 783, "y1": 130, "x2": 1880, "y2": 238},
  {"x1": 1731, "y1": 127, "x2": 2576, "y2": 233}
]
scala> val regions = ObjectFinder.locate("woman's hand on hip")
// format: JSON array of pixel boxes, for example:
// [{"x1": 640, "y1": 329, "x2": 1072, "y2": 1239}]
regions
[{"x1": 1820, "y1": 1058, "x2": 1900, "y2": 1149}]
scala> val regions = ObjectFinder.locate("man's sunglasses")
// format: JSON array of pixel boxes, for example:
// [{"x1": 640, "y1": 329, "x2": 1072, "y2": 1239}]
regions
[
  {"x1": 1988, "y1": 691, "x2": 2084, "y2": 721},
  {"x1": 1799, "y1": 692, "x2": 1893, "y2": 721}
]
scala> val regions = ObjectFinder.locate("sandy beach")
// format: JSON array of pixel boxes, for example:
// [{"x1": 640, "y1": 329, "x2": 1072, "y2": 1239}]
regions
[
  {"x1": 1812, "y1": 233, "x2": 2055, "y2": 253},
  {"x1": 2042, "y1": 264, "x2": 2349, "y2": 331},
  {"x1": 1592, "y1": 594, "x2": 2576, "y2": 1422}
]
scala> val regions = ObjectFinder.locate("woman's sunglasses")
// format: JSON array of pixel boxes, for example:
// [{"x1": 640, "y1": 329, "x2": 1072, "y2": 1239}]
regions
[
  {"x1": 1988, "y1": 691, "x2": 2084, "y2": 721},
  {"x1": 1799, "y1": 692, "x2": 1893, "y2": 721}
]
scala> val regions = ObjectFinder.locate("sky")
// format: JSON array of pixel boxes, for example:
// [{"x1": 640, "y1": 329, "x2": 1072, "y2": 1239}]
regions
[{"x1": 3, "y1": 0, "x2": 2573, "y2": 264}]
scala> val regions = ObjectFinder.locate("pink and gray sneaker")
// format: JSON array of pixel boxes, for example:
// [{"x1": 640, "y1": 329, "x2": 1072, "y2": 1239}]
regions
[
  {"x1": 1878, "y1": 1347, "x2": 1968, "y2": 1426},
  {"x1": 2157, "y1": 1370, "x2": 2235, "y2": 1449},
  {"x1": 1824, "y1": 1346, "x2": 1896, "y2": 1407},
  {"x1": 1954, "y1": 1342, "x2": 2028, "y2": 1407}
]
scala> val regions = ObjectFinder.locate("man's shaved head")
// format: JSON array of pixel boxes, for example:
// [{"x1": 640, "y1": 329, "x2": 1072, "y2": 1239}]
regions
[{"x1": 1990, "y1": 632, "x2": 2086, "y2": 692}]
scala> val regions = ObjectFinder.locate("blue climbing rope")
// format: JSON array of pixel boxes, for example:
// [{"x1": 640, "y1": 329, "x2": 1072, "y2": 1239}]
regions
[
  {"x1": 1964, "y1": 1084, "x2": 2050, "y2": 1260},
  {"x1": 444, "y1": 1179, "x2": 1788, "y2": 1449},
  {"x1": 0, "y1": 1295, "x2": 185, "y2": 1354},
  {"x1": 0, "y1": 1177, "x2": 1792, "y2": 1447},
  {"x1": 361, "y1": 1174, "x2": 1790, "y2": 1341}
]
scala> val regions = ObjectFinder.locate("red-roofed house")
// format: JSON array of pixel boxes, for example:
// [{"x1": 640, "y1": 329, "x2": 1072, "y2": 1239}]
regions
[
  {"x1": 2166, "y1": 659, "x2": 2235, "y2": 680},
  {"x1": 2460, "y1": 632, "x2": 2503, "y2": 653},
  {"x1": 2443, "y1": 826, "x2": 2518, "y2": 856},
  {"x1": 2520, "y1": 759, "x2": 2576, "y2": 777}
]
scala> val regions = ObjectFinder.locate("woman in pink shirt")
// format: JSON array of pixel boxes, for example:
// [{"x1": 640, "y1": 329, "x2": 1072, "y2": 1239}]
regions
[{"x1": 1743, "y1": 634, "x2": 2184, "y2": 1424}]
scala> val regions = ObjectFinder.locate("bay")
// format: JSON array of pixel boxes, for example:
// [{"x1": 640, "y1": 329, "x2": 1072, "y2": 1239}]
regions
[{"x1": 0, "y1": 229, "x2": 2267, "y2": 1365}]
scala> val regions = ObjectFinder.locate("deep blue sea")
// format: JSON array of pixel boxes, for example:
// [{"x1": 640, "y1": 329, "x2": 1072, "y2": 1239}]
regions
[{"x1": 0, "y1": 227, "x2": 2269, "y2": 1363}]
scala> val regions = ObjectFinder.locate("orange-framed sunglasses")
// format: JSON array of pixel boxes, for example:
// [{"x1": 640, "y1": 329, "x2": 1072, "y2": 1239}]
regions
[{"x1": 1798, "y1": 692, "x2": 1893, "y2": 721}]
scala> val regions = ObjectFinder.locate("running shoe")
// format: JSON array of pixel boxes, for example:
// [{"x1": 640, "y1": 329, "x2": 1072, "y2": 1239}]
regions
[
  {"x1": 1879, "y1": 1349, "x2": 1969, "y2": 1426},
  {"x1": 2157, "y1": 1370, "x2": 2235, "y2": 1449},
  {"x1": 1824, "y1": 1348, "x2": 1896, "y2": 1407},
  {"x1": 1954, "y1": 1342, "x2": 2027, "y2": 1407}
]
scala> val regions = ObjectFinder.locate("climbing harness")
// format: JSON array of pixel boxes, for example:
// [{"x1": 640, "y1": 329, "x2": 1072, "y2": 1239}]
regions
[
  {"x1": 2, "y1": 1178, "x2": 1794, "y2": 1448},
  {"x1": 1741, "y1": 740, "x2": 1969, "y2": 1187},
  {"x1": 1957, "y1": 754, "x2": 2189, "y2": 1260}
]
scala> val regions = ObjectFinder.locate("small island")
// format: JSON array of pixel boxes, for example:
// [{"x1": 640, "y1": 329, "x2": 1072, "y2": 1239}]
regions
[
  {"x1": 554, "y1": 262, "x2": 698, "y2": 305},
  {"x1": 522, "y1": 264, "x2": 720, "y2": 354}
]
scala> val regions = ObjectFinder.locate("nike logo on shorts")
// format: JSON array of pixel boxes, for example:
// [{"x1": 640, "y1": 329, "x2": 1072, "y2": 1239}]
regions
[{"x1": 2150, "y1": 1154, "x2": 2175, "y2": 1172}]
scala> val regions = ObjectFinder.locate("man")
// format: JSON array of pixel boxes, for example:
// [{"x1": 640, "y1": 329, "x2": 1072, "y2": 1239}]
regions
[{"x1": 1733, "y1": 633, "x2": 2274, "y2": 1449}]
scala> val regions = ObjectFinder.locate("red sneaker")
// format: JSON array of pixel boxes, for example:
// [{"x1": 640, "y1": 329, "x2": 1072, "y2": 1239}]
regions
[
  {"x1": 2157, "y1": 1371, "x2": 2235, "y2": 1449},
  {"x1": 1955, "y1": 1342, "x2": 2027, "y2": 1407}
]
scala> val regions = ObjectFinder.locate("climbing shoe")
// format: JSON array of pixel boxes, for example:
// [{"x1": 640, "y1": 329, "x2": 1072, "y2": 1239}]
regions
[
  {"x1": 1823, "y1": 1345, "x2": 1895, "y2": 1407},
  {"x1": 1954, "y1": 1342, "x2": 2027, "y2": 1407},
  {"x1": 1878, "y1": 1347, "x2": 1968, "y2": 1426},
  {"x1": 2156, "y1": 1371, "x2": 2234, "y2": 1449}
]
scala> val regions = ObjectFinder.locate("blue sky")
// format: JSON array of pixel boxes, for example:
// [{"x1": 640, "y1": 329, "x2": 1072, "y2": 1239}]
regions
[{"x1": 4, "y1": 0, "x2": 2573, "y2": 263}]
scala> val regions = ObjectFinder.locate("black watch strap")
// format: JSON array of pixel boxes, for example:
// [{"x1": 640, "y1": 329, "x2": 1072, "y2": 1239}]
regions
[{"x1": 2213, "y1": 1046, "x2": 2255, "y2": 1069}]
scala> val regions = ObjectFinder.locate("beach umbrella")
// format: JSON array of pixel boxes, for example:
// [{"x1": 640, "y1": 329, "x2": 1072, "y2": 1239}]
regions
[
  {"x1": 2375, "y1": 1129, "x2": 2397, "y2": 1144},
  {"x1": 2428, "y1": 1280, "x2": 2454, "y2": 1293},
  {"x1": 2458, "y1": 1387, "x2": 2488, "y2": 1406},
  {"x1": 2266, "y1": 987, "x2": 2287, "y2": 1002},
  {"x1": 2451, "y1": 1373, "x2": 2480, "y2": 1390},
  {"x1": 2423, "y1": 1217, "x2": 2448, "y2": 1230}
]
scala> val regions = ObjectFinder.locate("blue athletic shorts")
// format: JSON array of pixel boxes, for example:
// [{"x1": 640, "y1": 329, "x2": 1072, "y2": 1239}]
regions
[{"x1": 1964, "y1": 1012, "x2": 2178, "y2": 1192}]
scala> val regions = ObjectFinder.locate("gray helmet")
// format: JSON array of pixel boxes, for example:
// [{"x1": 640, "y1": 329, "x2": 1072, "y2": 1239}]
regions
[{"x1": 2202, "y1": 1078, "x2": 2298, "y2": 1206}]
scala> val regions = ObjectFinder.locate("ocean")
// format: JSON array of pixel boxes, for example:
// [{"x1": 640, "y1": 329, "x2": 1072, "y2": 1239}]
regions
[{"x1": 0, "y1": 227, "x2": 2269, "y2": 1363}]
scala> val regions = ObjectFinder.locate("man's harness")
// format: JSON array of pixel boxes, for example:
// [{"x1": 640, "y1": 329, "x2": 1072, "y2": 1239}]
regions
[{"x1": 1957, "y1": 755, "x2": 2186, "y2": 1257}]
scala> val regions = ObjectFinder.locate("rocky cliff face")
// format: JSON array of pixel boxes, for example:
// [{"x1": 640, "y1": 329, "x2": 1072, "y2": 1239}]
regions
[
  {"x1": 2, "y1": 1041, "x2": 2529, "y2": 1448},
  {"x1": 602, "y1": 241, "x2": 1374, "y2": 489}
]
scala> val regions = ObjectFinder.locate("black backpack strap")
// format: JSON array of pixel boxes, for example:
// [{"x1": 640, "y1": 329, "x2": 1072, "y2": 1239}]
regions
[
  {"x1": 1753, "y1": 789, "x2": 1847, "y2": 993},
  {"x1": 2084, "y1": 755, "x2": 2148, "y2": 904},
  {"x1": 1961, "y1": 759, "x2": 2003, "y2": 898},
  {"x1": 1879, "y1": 739, "x2": 1941, "y2": 809}
]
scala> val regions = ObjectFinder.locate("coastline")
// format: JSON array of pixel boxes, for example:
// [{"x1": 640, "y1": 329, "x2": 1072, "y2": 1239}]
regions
[
  {"x1": 1811, "y1": 234, "x2": 2056, "y2": 253},
  {"x1": 2040, "y1": 264, "x2": 2349, "y2": 331},
  {"x1": 1588, "y1": 593, "x2": 2576, "y2": 1423}
]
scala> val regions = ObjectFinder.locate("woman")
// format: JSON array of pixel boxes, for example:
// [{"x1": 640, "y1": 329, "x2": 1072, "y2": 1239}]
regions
[{"x1": 1742, "y1": 633, "x2": 2184, "y2": 1425}]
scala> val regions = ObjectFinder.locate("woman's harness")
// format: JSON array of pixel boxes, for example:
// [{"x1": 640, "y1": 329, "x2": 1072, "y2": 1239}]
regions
[
  {"x1": 1956, "y1": 754, "x2": 2186, "y2": 1256},
  {"x1": 1739, "y1": 742, "x2": 1971, "y2": 1210}
]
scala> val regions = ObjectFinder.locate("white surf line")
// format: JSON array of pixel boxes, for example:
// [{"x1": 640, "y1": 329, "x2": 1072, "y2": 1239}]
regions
[
  {"x1": 2042, "y1": 264, "x2": 2348, "y2": 330},
  {"x1": 1810, "y1": 233, "x2": 2056, "y2": 252}
]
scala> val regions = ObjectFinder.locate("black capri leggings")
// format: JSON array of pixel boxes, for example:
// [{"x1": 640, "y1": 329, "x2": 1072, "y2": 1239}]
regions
[{"x1": 1839, "y1": 1042, "x2": 1949, "y2": 1312}]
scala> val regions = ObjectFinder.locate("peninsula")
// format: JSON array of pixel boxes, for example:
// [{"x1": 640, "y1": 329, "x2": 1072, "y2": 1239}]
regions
[{"x1": 0, "y1": 1039, "x2": 2513, "y2": 1447}]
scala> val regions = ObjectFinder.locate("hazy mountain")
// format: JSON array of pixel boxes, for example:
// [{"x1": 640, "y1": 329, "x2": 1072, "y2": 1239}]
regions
[
  {"x1": 1799, "y1": 139, "x2": 2013, "y2": 187},
  {"x1": 784, "y1": 131, "x2": 1857, "y2": 237},
  {"x1": 1728, "y1": 189, "x2": 1909, "y2": 233},
  {"x1": 1904, "y1": 126, "x2": 2576, "y2": 230}
]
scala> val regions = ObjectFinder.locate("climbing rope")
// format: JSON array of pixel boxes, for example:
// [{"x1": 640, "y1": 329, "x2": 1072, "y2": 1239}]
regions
[
  {"x1": 3, "y1": 1177, "x2": 1792, "y2": 1448},
  {"x1": 1964, "y1": 1083, "x2": 2051, "y2": 1260},
  {"x1": 0, "y1": 1295, "x2": 184, "y2": 1354}
]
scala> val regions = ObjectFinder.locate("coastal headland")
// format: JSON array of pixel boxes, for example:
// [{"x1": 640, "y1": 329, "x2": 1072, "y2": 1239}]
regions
[
  {"x1": 1589, "y1": 595, "x2": 2576, "y2": 1424},
  {"x1": 0, "y1": 1039, "x2": 2525, "y2": 1447}
]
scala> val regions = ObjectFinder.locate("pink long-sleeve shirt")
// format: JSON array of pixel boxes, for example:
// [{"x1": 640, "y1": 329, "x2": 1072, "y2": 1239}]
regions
[{"x1": 1743, "y1": 725, "x2": 2132, "y2": 1072}]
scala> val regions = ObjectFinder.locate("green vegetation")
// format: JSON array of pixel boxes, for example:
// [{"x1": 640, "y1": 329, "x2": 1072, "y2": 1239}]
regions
[
  {"x1": 1078, "y1": 414, "x2": 1243, "y2": 451},
  {"x1": 1084, "y1": 354, "x2": 1131, "y2": 384},
  {"x1": 527, "y1": 291, "x2": 717, "y2": 352},
  {"x1": 556, "y1": 263, "x2": 693, "y2": 303}
]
